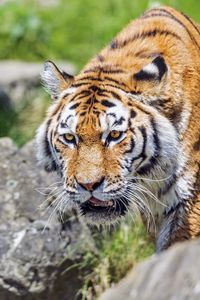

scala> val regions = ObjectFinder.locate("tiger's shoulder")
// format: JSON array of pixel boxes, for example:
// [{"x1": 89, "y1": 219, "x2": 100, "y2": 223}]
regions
[{"x1": 84, "y1": 6, "x2": 200, "y2": 73}]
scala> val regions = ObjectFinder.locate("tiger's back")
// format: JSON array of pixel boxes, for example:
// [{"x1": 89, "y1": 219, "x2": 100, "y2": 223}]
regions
[{"x1": 37, "y1": 6, "x2": 200, "y2": 252}]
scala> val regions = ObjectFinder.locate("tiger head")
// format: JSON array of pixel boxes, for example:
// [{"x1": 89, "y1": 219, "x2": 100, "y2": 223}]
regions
[{"x1": 36, "y1": 57, "x2": 179, "y2": 224}]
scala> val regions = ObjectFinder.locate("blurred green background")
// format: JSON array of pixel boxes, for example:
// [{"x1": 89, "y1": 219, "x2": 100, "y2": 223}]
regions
[
  {"x1": 0, "y1": 0, "x2": 199, "y2": 145},
  {"x1": 0, "y1": 0, "x2": 200, "y2": 68},
  {"x1": 0, "y1": 0, "x2": 199, "y2": 297}
]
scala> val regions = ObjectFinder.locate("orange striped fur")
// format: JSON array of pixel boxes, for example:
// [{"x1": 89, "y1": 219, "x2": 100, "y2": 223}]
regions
[{"x1": 36, "y1": 6, "x2": 200, "y2": 251}]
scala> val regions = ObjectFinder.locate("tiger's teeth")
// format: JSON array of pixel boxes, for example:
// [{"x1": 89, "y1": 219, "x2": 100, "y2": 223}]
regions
[{"x1": 89, "y1": 197, "x2": 114, "y2": 207}]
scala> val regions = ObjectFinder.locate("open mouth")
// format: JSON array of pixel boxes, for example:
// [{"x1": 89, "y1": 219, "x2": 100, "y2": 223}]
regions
[
  {"x1": 80, "y1": 196, "x2": 128, "y2": 215},
  {"x1": 81, "y1": 196, "x2": 114, "y2": 213},
  {"x1": 89, "y1": 197, "x2": 114, "y2": 207}
]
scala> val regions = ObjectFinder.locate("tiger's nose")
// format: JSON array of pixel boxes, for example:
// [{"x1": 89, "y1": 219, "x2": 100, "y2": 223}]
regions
[{"x1": 76, "y1": 177, "x2": 105, "y2": 192}]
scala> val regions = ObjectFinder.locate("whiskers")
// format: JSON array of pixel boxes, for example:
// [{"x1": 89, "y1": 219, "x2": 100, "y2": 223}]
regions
[
  {"x1": 127, "y1": 172, "x2": 173, "y2": 184},
  {"x1": 114, "y1": 175, "x2": 171, "y2": 237},
  {"x1": 35, "y1": 181, "x2": 71, "y2": 230}
]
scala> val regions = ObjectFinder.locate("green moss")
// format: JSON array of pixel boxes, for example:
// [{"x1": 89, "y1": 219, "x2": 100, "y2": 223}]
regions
[{"x1": 80, "y1": 219, "x2": 154, "y2": 299}]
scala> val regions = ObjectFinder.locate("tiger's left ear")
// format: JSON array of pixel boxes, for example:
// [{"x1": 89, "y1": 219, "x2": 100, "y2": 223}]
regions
[
  {"x1": 134, "y1": 56, "x2": 167, "y2": 81},
  {"x1": 41, "y1": 61, "x2": 74, "y2": 100}
]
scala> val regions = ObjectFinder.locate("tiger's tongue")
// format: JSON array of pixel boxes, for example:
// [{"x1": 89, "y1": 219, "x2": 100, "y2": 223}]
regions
[{"x1": 89, "y1": 197, "x2": 113, "y2": 207}]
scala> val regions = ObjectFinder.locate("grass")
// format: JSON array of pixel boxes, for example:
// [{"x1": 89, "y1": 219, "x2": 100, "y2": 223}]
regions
[{"x1": 79, "y1": 218, "x2": 154, "y2": 299}]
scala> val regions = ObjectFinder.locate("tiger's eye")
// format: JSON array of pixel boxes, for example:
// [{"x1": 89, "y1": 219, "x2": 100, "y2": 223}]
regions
[
  {"x1": 64, "y1": 133, "x2": 75, "y2": 142},
  {"x1": 110, "y1": 130, "x2": 121, "y2": 139}
]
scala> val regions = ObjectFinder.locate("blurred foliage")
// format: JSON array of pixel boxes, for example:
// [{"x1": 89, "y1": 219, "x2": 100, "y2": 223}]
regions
[
  {"x1": 0, "y1": 0, "x2": 199, "y2": 69},
  {"x1": 0, "y1": 90, "x2": 49, "y2": 146}
]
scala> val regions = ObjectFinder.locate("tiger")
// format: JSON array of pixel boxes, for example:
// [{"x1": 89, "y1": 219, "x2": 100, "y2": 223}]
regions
[{"x1": 36, "y1": 6, "x2": 200, "y2": 252}]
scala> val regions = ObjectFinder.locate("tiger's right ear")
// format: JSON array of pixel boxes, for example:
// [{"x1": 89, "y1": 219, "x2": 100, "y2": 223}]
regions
[{"x1": 41, "y1": 61, "x2": 74, "y2": 100}]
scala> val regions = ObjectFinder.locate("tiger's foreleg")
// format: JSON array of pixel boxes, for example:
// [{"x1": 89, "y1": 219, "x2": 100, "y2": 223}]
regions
[{"x1": 156, "y1": 197, "x2": 200, "y2": 252}]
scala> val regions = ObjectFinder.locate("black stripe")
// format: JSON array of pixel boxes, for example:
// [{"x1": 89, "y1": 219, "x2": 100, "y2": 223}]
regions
[
  {"x1": 110, "y1": 40, "x2": 118, "y2": 49},
  {"x1": 75, "y1": 76, "x2": 103, "y2": 82},
  {"x1": 168, "y1": 105, "x2": 183, "y2": 131},
  {"x1": 80, "y1": 111, "x2": 86, "y2": 116},
  {"x1": 104, "y1": 76, "x2": 126, "y2": 87},
  {"x1": 101, "y1": 100, "x2": 116, "y2": 107},
  {"x1": 134, "y1": 69, "x2": 157, "y2": 81},
  {"x1": 142, "y1": 12, "x2": 171, "y2": 19},
  {"x1": 148, "y1": 98, "x2": 167, "y2": 109},
  {"x1": 137, "y1": 117, "x2": 160, "y2": 175},
  {"x1": 159, "y1": 173, "x2": 177, "y2": 196},
  {"x1": 76, "y1": 92, "x2": 91, "y2": 100},
  {"x1": 45, "y1": 120, "x2": 58, "y2": 172},
  {"x1": 138, "y1": 126, "x2": 147, "y2": 160},
  {"x1": 110, "y1": 29, "x2": 182, "y2": 50},
  {"x1": 103, "y1": 83, "x2": 127, "y2": 93},
  {"x1": 90, "y1": 85, "x2": 98, "y2": 92},
  {"x1": 71, "y1": 77, "x2": 103, "y2": 87},
  {"x1": 93, "y1": 110, "x2": 100, "y2": 116},
  {"x1": 135, "y1": 56, "x2": 167, "y2": 83},
  {"x1": 85, "y1": 98, "x2": 92, "y2": 105},
  {"x1": 107, "y1": 112, "x2": 116, "y2": 118},
  {"x1": 56, "y1": 110, "x2": 62, "y2": 122},
  {"x1": 133, "y1": 103, "x2": 151, "y2": 116},
  {"x1": 50, "y1": 102, "x2": 64, "y2": 118},
  {"x1": 180, "y1": 11, "x2": 200, "y2": 36},
  {"x1": 124, "y1": 137, "x2": 135, "y2": 154},
  {"x1": 137, "y1": 161, "x2": 154, "y2": 176},
  {"x1": 61, "y1": 114, "x2": 73, "y2": 128},
  {"x1": 163, "y1": 200, "x2": 184, "y2": 217},
  {"x1": 101, "y1": 69, "x2": 125, "y2": 74},
  {"x1": 135, "y1": 50, "x2": 164, "y2": 59},
  {"x1": 84, "y1": 67, "x2": 125, "y2": 74},
  {"x1": 130, "y1": 109, "x2": 137, "y2": 118},
  {"x1": 113, "y1": 116, "x2": 125, "y2": 126},
  {"x1": 69, "y1": 90, "x2": 89, "y2": 102},
  {"x1": 193, "y1": 136, "x2": 200, "y2": 151},
  {"x1": 97, "y1": 54, "x2": 105, "y2": 62},
  {"x1": 152, "y1": 8, "x2": 200, "y2": 51},
  {"x1": 111, "y1": 91, "x2": 122, "y2": 100},
  {"x1": 151, "y1": 117, "x2": 161, "y2": 156},
  {"x1": 130, "y1": 91, "x2": 142, "y2": 95},
  {"x1": 97, "y1": 90, "x2": 109, "y2": 97},
  {"x1": 44, "y1": 119, "x2": 52, "y2": 157},
  {"x1": 69, "y1": 102, "x2": 80, "y2": 110},
  {"x1": 71, "y1": 82, "x2": 90, "y2": 88},
  {"x1": 129, "y1": 126, "x2": 147, "y2": 167}
]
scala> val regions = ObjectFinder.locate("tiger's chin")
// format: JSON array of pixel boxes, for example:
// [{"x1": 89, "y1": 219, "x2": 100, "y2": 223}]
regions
[{"x1": 79, "y1": 196, "x2": 129, "y2": 225}]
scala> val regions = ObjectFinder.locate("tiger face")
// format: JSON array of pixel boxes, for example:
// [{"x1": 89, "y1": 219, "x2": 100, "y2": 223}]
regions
[
  {"x1": 36, "y1": 55, "x2": 179, "y2": 225},
  {"x1": 37, "y1": 5, "x2": 200, "y2": 251}
]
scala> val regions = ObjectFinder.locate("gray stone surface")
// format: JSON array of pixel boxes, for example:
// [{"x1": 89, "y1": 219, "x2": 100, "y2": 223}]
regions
[
  {"x1": 99, "y1": 238, "x2": 200, "y2": 300},
  {"x1": 0, "y1": 137, "x2": 93, "y2": 300},
  {"x1": 0, "y1": 61, "x2": 75, "y2": 107}
]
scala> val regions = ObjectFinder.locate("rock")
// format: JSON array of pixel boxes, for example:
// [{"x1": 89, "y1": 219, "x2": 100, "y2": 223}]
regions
[
  {"x1": 99, "y1": 238, "x2": 200, "y2": 300},
  {"x1": 0, "y1": 61, "x2": 76, "y2": 107},
  {"x1": 0, "y1": 90, "x2": 12, "y2": 111},
  {"x1": 0, "y1": 137, "x2": 93, "y2": 300}
]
